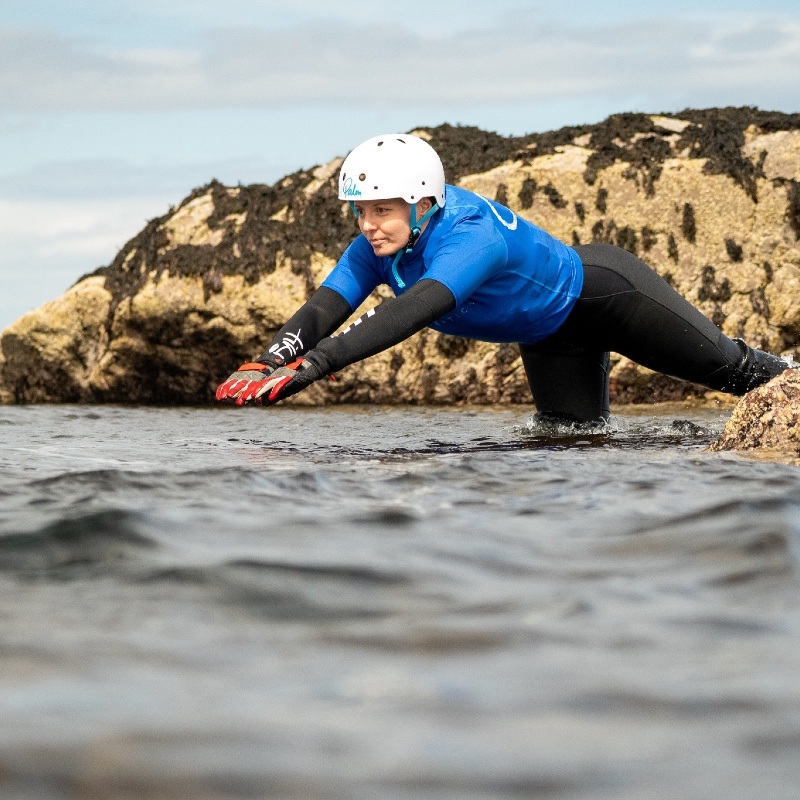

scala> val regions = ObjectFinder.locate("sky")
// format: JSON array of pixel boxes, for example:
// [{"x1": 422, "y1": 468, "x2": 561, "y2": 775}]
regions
[{"x1": 1, "y1": 1, "x2": 799, "y2": 331}]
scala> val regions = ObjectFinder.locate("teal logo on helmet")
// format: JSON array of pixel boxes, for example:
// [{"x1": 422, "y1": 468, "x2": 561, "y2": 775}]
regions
[{"x1": 342, "y1": 177, "x2": 362, "y2": 198}]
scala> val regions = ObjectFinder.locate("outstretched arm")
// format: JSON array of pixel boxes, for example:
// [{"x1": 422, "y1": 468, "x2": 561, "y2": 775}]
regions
[
  {"x1": 257, "y1": 286, "x2": 353, "y2": 364},
  {"x1": 309, "y1": 278, "x2": 455, "y2": 373},
  {"x1": 238, "y1": 279, "x2": 457, "y2": 405}
]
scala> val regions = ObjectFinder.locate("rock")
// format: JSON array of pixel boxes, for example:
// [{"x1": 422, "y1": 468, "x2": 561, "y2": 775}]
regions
[
  {"x1": 709, "y1": 368, "x2": 800, "y2": 461},
  {"x1": 2, "y1": 108, "x2": 800, "y2": 406},
  {"x1": 0, "y1": 277, "x2": 112, "y2": 403}
]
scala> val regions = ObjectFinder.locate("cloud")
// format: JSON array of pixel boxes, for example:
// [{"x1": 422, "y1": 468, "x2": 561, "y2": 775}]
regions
[
  {"x1": 0, "y1": 157, "x2": 275, "y2": 201},
  {"x1": 0, "y1": 195, "x2": 171, "y2": 330},
  {"x1": 0, "y1": 196, "x2": 167, "y2": 262},
  {"x1": 1, "y1": 13, "x2": 798, "y2": 114}
]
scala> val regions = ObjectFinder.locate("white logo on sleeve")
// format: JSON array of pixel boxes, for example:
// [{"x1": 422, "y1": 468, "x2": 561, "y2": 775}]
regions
[
  {"x1": 479, "y1": 194, "x2": 518, "y2": 230},
  {"x1": 268, "y1": 330, "x2": 303, "y2": 360}
]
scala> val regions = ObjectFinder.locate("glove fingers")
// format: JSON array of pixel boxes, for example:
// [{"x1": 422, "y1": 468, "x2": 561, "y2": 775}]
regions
[
  {"x1": 253, "y1": 374, "x2": 292, "y2": 401},
  {"x1": 218, "y1": 357, "x2": 307, "y2": 406},
  {"x1": 216, "y1": 362, "x2": 277, "y2": 402},
  {"x1": 235, "y1": 379, "x2": 270, "y2": 406},
  {"x1": 263, "y1": 376, "x2": 294, "y2": 404},
  {"x1": 217, "y1": 378, "x2": 248, "y2": 400}
]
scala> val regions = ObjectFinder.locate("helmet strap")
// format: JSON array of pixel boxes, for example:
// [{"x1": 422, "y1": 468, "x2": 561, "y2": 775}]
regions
[
  {"x1": 391, "y1": 201, "x2": 440, "y2": 290},
  {"x1": 404, "y1": 202, "x2": 439, "y2": 254},
  {"x1": 390, "y1": 250, "x2": 406, "y2": 289}
]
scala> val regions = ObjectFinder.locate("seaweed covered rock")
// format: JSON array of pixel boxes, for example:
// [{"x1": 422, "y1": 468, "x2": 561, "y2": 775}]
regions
[
  {"x1": 710, "y1": 368, "x2": 800, "y2": 460},
  {"x1": 2, "y1": 107, "x2": 800, "y2": 405},
  {"x1": 0, "y1": 277, "x2": 112, "y2": 403}
]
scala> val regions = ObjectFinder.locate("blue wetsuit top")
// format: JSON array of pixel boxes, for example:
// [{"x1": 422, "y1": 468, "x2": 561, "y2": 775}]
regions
[{"x1": 321, "y1": 184, "x2": 584, "y2": 344}]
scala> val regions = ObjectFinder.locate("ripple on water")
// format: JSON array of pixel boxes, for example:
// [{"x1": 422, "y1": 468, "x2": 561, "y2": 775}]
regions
[{"x1": 1, "y1": 405, "x2": 799, "y2": 799}]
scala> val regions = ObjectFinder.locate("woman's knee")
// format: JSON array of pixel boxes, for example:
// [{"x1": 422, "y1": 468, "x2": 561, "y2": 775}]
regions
[{"x1": 520, "y1": 342, "x2": 611, "y2": 423}]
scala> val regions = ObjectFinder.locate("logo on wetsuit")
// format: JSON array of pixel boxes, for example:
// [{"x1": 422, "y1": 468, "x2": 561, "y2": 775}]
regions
[
  {"x1": 268, "y1": 330, "x2": 303, "y2": 360},
  {"x1": 479, "y1": 194, "x2": 518, "y2": 231}
]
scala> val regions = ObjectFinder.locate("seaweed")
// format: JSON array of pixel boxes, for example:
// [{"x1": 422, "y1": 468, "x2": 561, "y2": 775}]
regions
[
  {"x1": 750, "y1": 287, "x2": 769, "y2": 318},
  {"x1": 667, "y1": 234, "x2": 679, "y2": 263},
  {"x1": 697, "y1": 265, "x2": 732, "y2": 303},
  {"x1": 620, "y1": 135, "x2": 672, "y2": 195},
  {"x1": 79, "y1": 108, "x2": 800, "y2": 320},
  {"x1": 518, "y1": 178, "x2": 538, "y2": 209},
  {"x1": 616, "y1": 226, "x2": 639, "y2": 256},
  {"x1": 674, "y1": 107, "x2": 787, "y2": 202},
  {"x1": 641, "y1": 227, "x2": 657, "y2": 252},
  {"x1": 682, "y1": 203, "x2": 697, "y2": 243},
  {"x1": 725, "y1": 239, "x2": 744, "y2": 262},
  {"x1": 543, "y1": 184, "x2": 568, "y2": 208}
]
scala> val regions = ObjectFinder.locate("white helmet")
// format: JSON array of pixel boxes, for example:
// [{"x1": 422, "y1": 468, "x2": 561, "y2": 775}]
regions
[{"x1": 338, "y1": 133, "x2": 446, "y2": 208}]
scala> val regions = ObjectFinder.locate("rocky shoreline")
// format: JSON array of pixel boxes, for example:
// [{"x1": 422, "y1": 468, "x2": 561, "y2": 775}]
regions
[{"x1": 1, "y1": 107, "x2": 799, "y2": 454}]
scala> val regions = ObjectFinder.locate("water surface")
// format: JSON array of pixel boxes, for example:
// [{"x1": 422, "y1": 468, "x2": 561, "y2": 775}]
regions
[{"x1": 1, "y1": 404, "x2": 799, "y2": 799}]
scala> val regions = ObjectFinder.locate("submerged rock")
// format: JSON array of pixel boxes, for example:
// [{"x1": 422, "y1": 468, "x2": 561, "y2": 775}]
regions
[
  {"x1": 2, "y1": 107, "x2": 800, "y2": 405},
  {"x1": 709, "y1": 368, "x2": 800, "y2": 460}
]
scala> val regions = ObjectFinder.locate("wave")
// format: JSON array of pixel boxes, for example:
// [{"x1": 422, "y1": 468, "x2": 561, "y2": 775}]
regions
[
  {"x1": 566, "y1": 494, "x2": 800, "y2": 589},
  {"x1": 133, "y1": 557, "x2": 414, "y2": 623},
  {"x1": 0, "y1": 507, "x2": 418, "y2": 623},
  {"x1": 0, "y1": 509, "x2": 158, "y2": 579}
]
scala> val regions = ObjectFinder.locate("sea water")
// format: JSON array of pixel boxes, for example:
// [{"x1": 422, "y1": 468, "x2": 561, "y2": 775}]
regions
[{"x1": 0, "y1": 404, "x2": 799, "y2": 799}]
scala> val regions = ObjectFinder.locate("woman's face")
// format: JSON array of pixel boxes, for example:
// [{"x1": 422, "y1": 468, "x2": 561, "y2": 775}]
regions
[{"x1": 353, "y1": 198, "x2": 432, "y2": 257}]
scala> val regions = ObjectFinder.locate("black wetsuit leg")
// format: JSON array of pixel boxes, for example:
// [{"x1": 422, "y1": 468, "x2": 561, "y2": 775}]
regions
[
  {"x1": 520, "y1": 341, "x2": 611, "y2": 422},
  {"x1": 520, "y1": 243, "x2": 745, "y2": 422}
]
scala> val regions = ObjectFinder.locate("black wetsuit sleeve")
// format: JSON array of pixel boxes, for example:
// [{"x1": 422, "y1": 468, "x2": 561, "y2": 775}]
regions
[
  {"x1": 256, "y1": 286, "x2": 353, "y2": 363},
  {"x1": 305, "y1": 278, "x2": 457, "y2": 374}
]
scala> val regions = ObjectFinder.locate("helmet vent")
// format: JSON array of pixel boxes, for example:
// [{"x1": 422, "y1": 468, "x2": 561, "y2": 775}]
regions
[{"x1": 377, "y1": 141, "x2": 384, "y2": 146}]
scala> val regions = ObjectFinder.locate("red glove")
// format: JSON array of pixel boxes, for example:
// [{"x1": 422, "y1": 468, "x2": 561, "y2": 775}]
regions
[
  {"x1": 216, "y1": 361, "x2": 278, "y2": 402},
  {"x1": 240, "y1": 357, "x2": 323, "y2": 406}
]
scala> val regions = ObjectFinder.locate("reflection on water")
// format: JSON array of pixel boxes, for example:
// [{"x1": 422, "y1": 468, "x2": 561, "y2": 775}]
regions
[{"x1": 0, "y1": 404, "x2": 799, "y2": 799}]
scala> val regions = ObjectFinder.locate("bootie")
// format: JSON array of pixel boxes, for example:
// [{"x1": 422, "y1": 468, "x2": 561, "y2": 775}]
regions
[{"x1": 721, "y1": 338, "x2": 793, "y2": 395}]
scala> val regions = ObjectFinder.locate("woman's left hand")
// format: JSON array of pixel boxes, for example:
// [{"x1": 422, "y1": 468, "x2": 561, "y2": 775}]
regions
[
  {"x1": 216, "y1": 361, "x2": 277, "y2": 402},
  {"x1": 237, "y1": 357, "x2": 323, "y2": 406}
]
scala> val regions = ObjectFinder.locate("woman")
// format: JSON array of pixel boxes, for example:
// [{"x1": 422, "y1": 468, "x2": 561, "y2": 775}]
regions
[{"x1": 216, "y1": 133, "x2": 790, "y2": 421}]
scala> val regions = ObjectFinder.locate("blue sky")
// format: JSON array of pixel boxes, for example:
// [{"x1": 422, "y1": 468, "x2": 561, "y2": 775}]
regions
[{"x1": 2, "y1": 0, "x2": 799, "y2": 330}]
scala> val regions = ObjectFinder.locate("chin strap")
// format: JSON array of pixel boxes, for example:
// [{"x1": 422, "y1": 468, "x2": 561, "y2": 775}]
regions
[{"x1": 390, "y1": 202, "x2": 439, "y2": 289}]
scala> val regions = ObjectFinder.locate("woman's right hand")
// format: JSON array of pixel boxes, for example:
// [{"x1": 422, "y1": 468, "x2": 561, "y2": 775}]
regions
[{"x1": 215, "y1": 361, "x2": 277, "y2": 402}]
